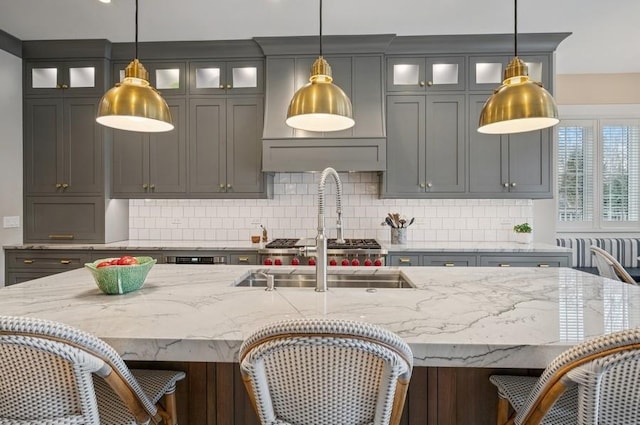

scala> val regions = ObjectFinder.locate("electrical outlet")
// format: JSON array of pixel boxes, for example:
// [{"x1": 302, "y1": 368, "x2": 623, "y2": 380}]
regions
[{"x1": 3, "y1": 216, "x2": 20, "y2": 228}]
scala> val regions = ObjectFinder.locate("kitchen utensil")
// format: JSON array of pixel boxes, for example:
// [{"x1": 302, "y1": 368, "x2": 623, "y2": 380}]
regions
[
  {"x1": 399, "y1": 219, "x2": 406, "y2": 228},
  {"x1": 407, "y1": 217, "x2": 415, "y2": 227},
  {"x1": 392, "y1": 213, "x2": 401, "y2": 227},
  {"x1": 385, "y1": 216, "x2": 396, "y2": 228}
]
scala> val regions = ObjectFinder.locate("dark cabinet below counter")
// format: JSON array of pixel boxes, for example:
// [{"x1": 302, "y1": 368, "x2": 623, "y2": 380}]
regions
[
  {"x1": 388, "y1": 251, "x2": 571, "y2": 268},
  {"x1": 4, "y1": 248, "x2": 259, "y2": 286}
]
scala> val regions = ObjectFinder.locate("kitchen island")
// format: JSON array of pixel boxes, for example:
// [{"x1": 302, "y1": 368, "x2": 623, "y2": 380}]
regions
[{"x1": 1, "y1": 264, "x2": 635, "y2": 424}]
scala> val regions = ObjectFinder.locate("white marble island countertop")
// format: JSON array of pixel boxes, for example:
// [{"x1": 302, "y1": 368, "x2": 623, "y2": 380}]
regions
[{"x1": 0, "y1": 265, "x2": 637, "y2": 369}]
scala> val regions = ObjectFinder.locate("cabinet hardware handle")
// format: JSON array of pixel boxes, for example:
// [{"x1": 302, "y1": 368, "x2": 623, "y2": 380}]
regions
[
  {"x1": 419, "y1": 183, "x2": 426, "y2": 188},
  {"x1": 55, "y1": 183, "x2": 62, "y2": 189},
  {"x1": 538, "y1": 264, "x2": 550, "y2": 268},
  {"x1": 419, "y1": 81, "x2": 425, "y2": 87},
  {"x1": 227, "y1": 183, "x2": 232, "y2": 189},
  {"x1": 56, "y1": 84, "x2": 62, "y2": 89},
  {"x1": 219, "y1": 184, "x2": 225, "y2": 191},
  {"x1": 499, "y1": 264, "x2": 511, "y2": 267},
  {"x1": 62, "y1": 183, "x2": 68, "y2": 189},
  {"x1": 60, "y1": 260, "x2": 71, "y2": 265},
  {"x1": 142, "y1": 184, "x2": 148, "y2": 190},
  {"x1": 426, "y1": 182, "x2": 433, "y2": 188},
  {"x1": 226, "y1": 84, "x2": 232, "y2": 89},
  {"x1": 511, "y1": 182, "x2": 517, "y2": 187},
  {"x1": 150, "y1": 184, "x2": 155, "y2": 190},
  {"x1": 237, "y1": 257, "x2": 249, "y2": 263},
  {"x1": 399, "y1": 258, "x2": 412, "y2": 264},
  {"x1": 48, "y1": 234, "x2": 74, "y2": 240},
  {"x1": 503, "y1": 182, "x2": 509, "y2": 188},
  {"x1": 427, "y1": 81, "x2": 433, "y2": 87},
  {"x1": 23, "y1": 259, "x2": 34, "y2": 264},
  {"x1": 444, "y1": 263, "x2": 455, "y2": 267},
  {"x1": 219, "y1": 85, "x2": 225, "y2": 89},
  {"x1": 61, "y1": 84, "x2": 69, "y2": 89}
]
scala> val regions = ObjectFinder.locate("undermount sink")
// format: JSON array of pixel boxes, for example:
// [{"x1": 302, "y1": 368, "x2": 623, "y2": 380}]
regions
[{"x1": 234, "y1": 270, "x2": 415, "y2": 289}]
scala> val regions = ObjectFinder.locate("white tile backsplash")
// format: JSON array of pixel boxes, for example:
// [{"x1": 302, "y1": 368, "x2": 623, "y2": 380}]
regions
[{"x1": 129, "y1": 172, "x2": 533, "y2": 242}]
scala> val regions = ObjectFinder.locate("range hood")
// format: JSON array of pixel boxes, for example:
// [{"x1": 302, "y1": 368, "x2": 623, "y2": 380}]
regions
[{"x1": 255, "y1": 35, "x2": 394, "y2": 173}]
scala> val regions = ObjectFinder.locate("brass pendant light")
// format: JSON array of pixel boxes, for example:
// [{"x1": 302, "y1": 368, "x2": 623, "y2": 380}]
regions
[
  {"x1": 96, "y1": 0, "x2": 173, "y2": 133},
  {"x1": 478, "y1": 0, "x2": 558, "y2": 134},
  {"x1": 285, "y1": 0, "x2": 354, "y2": 132}
]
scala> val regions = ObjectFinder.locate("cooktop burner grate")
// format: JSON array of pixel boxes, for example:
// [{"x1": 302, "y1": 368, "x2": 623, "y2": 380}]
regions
[{"x1": 264, "y1": 238, "x2": 381, "y2": 249}]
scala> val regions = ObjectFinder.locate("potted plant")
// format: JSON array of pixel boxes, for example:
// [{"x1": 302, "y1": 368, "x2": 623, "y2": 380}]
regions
[{"x1": 513, "y1": 222, "x2": 533, "y2": 244}]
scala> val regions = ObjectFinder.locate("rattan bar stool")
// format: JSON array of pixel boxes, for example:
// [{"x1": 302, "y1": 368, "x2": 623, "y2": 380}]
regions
[
  {"x1": 0, "y1": 315, "x2": 185, "y2": 425},
  {"x1": 239, "y1": 318, "x2": 413, "y2": 425},
  {"x1": 590, "y1": 245, "x2": 637, "y2": 285},
  {"x1": 490, "y1": 327, "x2": 640, "y2": 425}
]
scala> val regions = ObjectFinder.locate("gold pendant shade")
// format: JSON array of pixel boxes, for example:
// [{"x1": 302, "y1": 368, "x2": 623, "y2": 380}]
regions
[
  {"x1": 286, "y1": 57, "x2": 354, "y2": 132},
  {"x1": 97, "y1": 59, "x2": 173, "y2": 133},
  {"x1": 478, "y1": 57, "x2": 558, "y2": 134}
]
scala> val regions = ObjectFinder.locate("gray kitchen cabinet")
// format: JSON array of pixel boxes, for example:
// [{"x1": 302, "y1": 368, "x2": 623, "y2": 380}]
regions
[
  {"x1": 189, "y1": 96, "x2": 271, "y2": 198},
  {"x1": 112, "y1": 99, "x2": 187, "y2": 197},
  {"x1": 386, "y1": 56, "x2": 466, "y2": 92},
  {"x1": 25, "y1": 59, "x2": 108, "y2": 97},
  {"x1": 4, "y1": 249, "x2": 91, "y2": 286},
  {"x1": 24, "y1": 97, "x2": 103, "y2": 195},
  {"x1": 421, "y1": 254, "x2": 477, "y2": 267},
  {"x1": 188, "y1": 60, "x2": 264, "y2": 95},
  {"x1": 479, "y1": 255, "x2": 570, "y2": 268},
  {"x1": 382, "y1": 94, "x2": 465, "y2": 197},
  {"x1": 24, "y1": 196, "x2": 107, "y2": 243},
  {"x1": 468, "y1": 94, "x2": 551, "y2": 198},
  {"x1": 389, "y1": 251, "x2": 570, "y2": 268},
  {"x1": 21, "y1": 41, "x2": 129, "y2": 244}
]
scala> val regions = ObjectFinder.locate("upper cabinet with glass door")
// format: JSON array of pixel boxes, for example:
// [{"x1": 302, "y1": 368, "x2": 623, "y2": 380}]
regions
[
  {"x1": 188, "y1": 60, "x2": 264, "y2": 95},
  {"x1": 386, "y1": 57, "x2": 465, "y2": 92},
  {"x1": 113, "y1": 61, "x2": 187, "y2": 96},
  {"x1": 25, "y1": 60, "x2": 107, "y2": 97},
  {"x1": 468, "y1": 55, "x2": 550, "y2": 91}
]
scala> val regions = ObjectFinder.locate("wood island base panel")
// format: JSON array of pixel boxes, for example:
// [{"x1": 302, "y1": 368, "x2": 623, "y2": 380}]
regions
[{"x1": 1, "y1": 264, "x2": 638, "y2": 424}]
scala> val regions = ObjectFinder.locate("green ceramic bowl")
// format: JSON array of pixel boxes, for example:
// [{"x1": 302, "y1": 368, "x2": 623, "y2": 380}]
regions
[{"x1": 85, "y1": 256, "x2": 156, "y2": 295}]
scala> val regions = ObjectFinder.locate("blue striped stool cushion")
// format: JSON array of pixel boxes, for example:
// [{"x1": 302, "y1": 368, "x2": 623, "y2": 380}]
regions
[{"x1": 556, "y1": 238, "x2": 640, "y2": 268}]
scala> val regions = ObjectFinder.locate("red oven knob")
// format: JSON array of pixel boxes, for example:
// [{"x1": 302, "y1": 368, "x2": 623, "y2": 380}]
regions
[
  {"x1": 263, "y1": 258, "x2": 273, "y2": 266},
  {"x1": 329, "y1": 258, "x2": 337, "y2": 266},
  {"x1": 341, "y1": 259, "x2": 350, "y2": 266},
  {"x1": 374, "y1": 258, "x2": 383, "y2": 267},
  {"x1": 351, "y1": 258, "x2": 360, "y2": 266},
  {"x1": 274, "y1": 259, "x2": 282, "y2": 266},
  {"x1": 291, "y1": 257, "x2": 300, "y2": 266},
  {"x1": 308, "y1": 257, "x2": 316, "y2": 266},
  {"x1": 364, "y1": 258, "x2": 372, "y2": 267}
]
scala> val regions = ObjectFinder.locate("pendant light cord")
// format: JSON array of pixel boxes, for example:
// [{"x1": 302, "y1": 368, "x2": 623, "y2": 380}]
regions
[
  {"x1": 513, "y1": 0, "x2": 518, "y2": 57},
  {"x1": 135, "y1": 0, "x2": 139, "y2": 59},
  {"x1": 319, "y1": 0, "x2": 323, "y2": 57}
]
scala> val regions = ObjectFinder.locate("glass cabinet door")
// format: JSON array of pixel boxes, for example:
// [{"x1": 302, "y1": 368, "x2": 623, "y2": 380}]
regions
[
  {"x1": 469, "y1": 55, "x2": 550, "y2": 91},
  {"x1": 26, "y1": 60, "x2": 103, "y2": 96},
  {"x1": 189, "y1": 60, "x2": 263, "y2": 94},
  {"x1": 387, "y1": 57, "x2": 464, "y2": 92}
]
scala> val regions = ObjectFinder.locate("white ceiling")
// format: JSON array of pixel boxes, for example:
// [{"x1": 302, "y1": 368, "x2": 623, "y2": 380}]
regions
[{"x1": 0, "y1": 0, "x2": 638, "y2": 75}]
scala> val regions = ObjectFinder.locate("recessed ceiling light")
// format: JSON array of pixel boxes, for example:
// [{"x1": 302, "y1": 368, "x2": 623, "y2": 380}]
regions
[{"x1": 99, "y1": 0, "x2": 111, "y2": 3}]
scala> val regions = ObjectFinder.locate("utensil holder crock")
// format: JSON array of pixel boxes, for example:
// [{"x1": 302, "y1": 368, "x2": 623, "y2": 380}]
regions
[{"x1": 391, "y1": 228, "x2": 407, "y2": 244}]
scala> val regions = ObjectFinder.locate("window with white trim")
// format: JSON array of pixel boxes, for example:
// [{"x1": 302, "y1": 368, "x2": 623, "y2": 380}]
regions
[{"x1": 557, "y1": 119, "x2": 640, "y2": 231}]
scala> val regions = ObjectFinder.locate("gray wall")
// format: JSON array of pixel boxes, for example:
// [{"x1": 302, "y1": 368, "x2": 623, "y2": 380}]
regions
[{"x1": 0, "y1": 48, "x2": 23, "y2": 286}]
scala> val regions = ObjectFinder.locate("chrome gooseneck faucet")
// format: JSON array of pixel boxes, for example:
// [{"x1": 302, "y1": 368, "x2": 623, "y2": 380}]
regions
[{"x1": 306, "y1": 167, "x2": 345, "y2": 292}]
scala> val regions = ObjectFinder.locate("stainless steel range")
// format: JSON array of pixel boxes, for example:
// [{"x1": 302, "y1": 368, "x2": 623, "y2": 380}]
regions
[{"x1": 259, "y1": 238, "x2": 387, "y2": 267}]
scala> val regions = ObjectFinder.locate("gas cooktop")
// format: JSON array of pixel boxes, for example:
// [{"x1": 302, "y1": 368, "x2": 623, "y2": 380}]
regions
[{"x1": 264, "y1": 238, "x2": 381, "y2": 250}]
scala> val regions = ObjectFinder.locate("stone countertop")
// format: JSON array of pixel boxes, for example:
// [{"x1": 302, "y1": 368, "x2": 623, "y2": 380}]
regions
[
  {"x1": 0, "y1": 264, "x2": 635, "y2": 369},
  {"x1": 3, "y1": 240, "x2": 570, "y2": 253}
]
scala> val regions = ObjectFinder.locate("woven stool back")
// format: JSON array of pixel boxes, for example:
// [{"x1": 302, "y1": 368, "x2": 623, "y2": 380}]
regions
[{"x1": 240, "y1": 319, "x2": 413, "y2": 425}]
